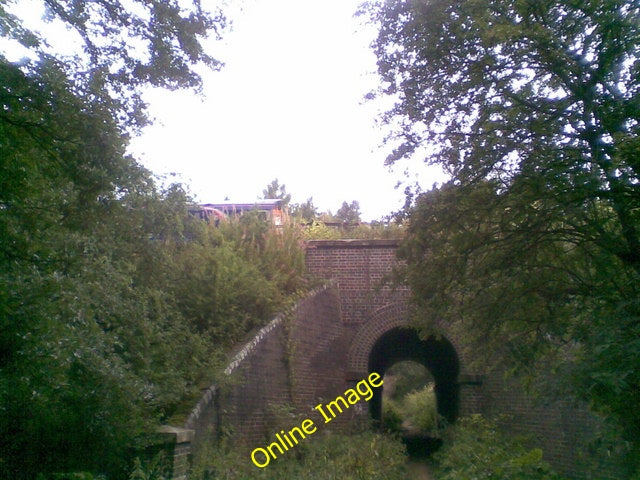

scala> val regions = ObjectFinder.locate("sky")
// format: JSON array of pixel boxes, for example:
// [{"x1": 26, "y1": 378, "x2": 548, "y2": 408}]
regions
[
  {"x1": 128, "y1": 0, "x2": 444, "y2": 221},
  {"x1": 1, "y1": 0, "x2": 445, "y2": 221}
]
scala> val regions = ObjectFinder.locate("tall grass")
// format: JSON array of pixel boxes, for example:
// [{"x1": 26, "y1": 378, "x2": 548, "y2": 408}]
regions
[
  {"x1": 382, "y1": 384, "x2": 438, "y2": 434},
  {"x1": 191, "y1": 432, "x2": 408, "y2": 480}
]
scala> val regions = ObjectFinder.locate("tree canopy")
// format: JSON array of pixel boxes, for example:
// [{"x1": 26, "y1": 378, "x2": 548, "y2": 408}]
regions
[
  {"x1": 0, "y1": 3, "x2": 312, "y2": 478},
  {"x1": 0, "y1": 0, "x2": 224, "y2": 130},
  {"x1": 335, "y1": 200, "x2": 362, "y2": 223},
  {"x1": 0, "y1": 50, "x2": 308, "y2": 477},
  {"x1": 262, "y1": 178, "x2": 292, "y2": 207},
  {"x1": 365, "y1": 0, "x2": 640, "y2": 473},
  {"x1": 367, "y1": 0, "x2": 639, "y2": 266},
  {"x1": 291, "y1": 196, "x2": 319, "y2": 222}
]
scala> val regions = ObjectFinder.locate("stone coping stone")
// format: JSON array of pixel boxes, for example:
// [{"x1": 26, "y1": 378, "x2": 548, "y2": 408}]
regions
[
  {"x1": 157, "y1": 426, "x2": 195, "y2": 444},
  {"x1": 306, "y1": 239, "x2": 402, "y2": 249}
]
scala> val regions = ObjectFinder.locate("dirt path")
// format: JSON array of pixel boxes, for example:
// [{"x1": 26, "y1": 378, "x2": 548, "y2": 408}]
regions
[{"x1": 407, "y1": 460, "x2": 435, "y2": 480}]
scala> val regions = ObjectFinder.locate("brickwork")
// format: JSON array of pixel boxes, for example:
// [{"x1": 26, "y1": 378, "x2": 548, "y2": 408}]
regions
[
  {"x1": 306, "y1": 240, "x2": 409, "y2": 325},
  {"x1": 304, "y1": 239, "x2": 623, "y2": 479},
  {"x1": 306, "y1": 240, "x2": 484, "y2": 424},
  {"x1": 346, "y1": 302, "x2": 474, "y2": 378},
  {"x1": 288, "y1": 284, "x2": 346, "y2": 412},
  {"x1": 171, "y1": 441, "x2": 192, "y2": 480},
  {"x1": 457, "y1": 375, "x2": 485, "y2": 417},
  {"x1": 180, "y1": 284, "x2": 347, "y2": 468},
  {"x1": 170, "y1": 238, "x2": 624, "y2": 480},
  {"x1": 220, "y1": 283, "x2": 348, "y2": 449},
  {"x1": 140, "y1": 427, "x2": 193, "y2": 480},
  {"x1": 184, "y1": 386, "x2": 217, "y2": 445},
  {"x1": 346, "y1": 302, "x2": 409, "y2": 376},
  {"x1": 221, "y1": 316, "x2": 292, "y2": 446}
]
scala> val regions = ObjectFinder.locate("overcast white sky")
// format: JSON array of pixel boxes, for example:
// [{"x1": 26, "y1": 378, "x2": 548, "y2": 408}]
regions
[
  {"x1": 128, "y1": 0, "x2": 443, "y2": 220},
  {"x1": 2, "y1": 0, "x2": 444, "y2": 221}
]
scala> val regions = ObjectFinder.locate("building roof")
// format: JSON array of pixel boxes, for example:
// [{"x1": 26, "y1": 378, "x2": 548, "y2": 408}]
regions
[{"x1": 200, "y1": 199, "x2": 285, "y2": 212}]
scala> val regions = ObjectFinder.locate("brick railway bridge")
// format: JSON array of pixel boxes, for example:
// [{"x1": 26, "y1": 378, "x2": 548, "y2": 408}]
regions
[{"x1": 160, "y1": 239, "x2": 616, "y2": 480}]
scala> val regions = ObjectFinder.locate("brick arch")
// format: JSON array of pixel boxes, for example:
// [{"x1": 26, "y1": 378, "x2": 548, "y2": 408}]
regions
[
  {"x1": 347, "y1": 301, "x2": 469, "y2": 378},
  {"x1": 347, "y1": 302, "x2": 409, "y2": 376}
]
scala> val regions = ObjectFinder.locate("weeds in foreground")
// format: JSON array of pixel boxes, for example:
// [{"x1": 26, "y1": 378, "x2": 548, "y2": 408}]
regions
[{"x1": 192, "y1": 431, "x2": 408, "y2": 480}]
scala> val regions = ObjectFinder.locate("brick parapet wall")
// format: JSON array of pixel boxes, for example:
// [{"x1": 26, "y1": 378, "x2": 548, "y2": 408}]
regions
[
  {"x1": 166, "y1": 239, "x2": 625, "y2": 479},
  {"x1": 288, "y1": 285, "x2": 345, "y2": 411},
  {"x1": 141, "y1": 427, "x2": 193, "y2": 480},
  {"x1": 305, "y1": 239, "x2": 625, "y2": 479},
  {"x1": 221, "y1": 318, "x2": 292, "y2": 446},
  {"x1": 170, "y1": 440, "x2": 192, "y2": 480},
  {"x1": 305, "y1": 240, "x2": 410, "y2": 327},
  {"x1": 179, "y1": 284, "x2": 348, "y2": 464}
]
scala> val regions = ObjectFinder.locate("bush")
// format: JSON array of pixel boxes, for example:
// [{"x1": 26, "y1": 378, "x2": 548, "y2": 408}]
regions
[
  {"x1": 128, "y1": 454, "x2": 168, "y2": 480},
  {"x1": 0, "y1": 190, "x2": 309, "y2": 478},
  {"x1": 382, "y1": 382, "x2": 438, "y2": 434},
  {"x1": 301, "y1": 221, "x2": 405, "y2": 240},
  {"x1": 402, "y1": 384, "x2": 438, "y2": 432},
  {"x1": 386, "y1": 361, "x2": 432, "y2": 400},
  {"x1": 192, "y1": 432, "x2": 408, "y2": 480},
  {"x1": 382, "y1": 399, "x2": 403, "y2": 433},
  {"x1": 433, "y1": 415, "x2": 565, "y2": 480}
]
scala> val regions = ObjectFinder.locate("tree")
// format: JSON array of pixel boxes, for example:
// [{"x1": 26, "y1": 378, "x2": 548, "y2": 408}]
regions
[
  {"x1": 262, "y1": 178, "x2": 292, "y2": 207},
  {"x1": 367, "y1": 0, "x2": 639, "y2": 270},
  {"x1": 366, "y1": 0, "x2": 640, "y2": 472},
  {"x1": 335, "y1": 200, "x2": 361, "y2": 223},
  {"x1": 291, "y1": 196, "x2": 319, "y2": 222},
  {"x1": 0, "y1": 0, "x2": 225, "y2": 130},
  {"x1": 0, "y1": 60, "x2": 308, "y2": 474},
  {"x1": 0, "y1": 2, "x2": 229, "y2": 477}
]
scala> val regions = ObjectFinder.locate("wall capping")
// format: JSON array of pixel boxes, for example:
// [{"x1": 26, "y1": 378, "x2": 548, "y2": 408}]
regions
[
  {"x1": 306, "y1": 239, "x2": 402, "y2": 249},
  {"x1": 157, "y1": 425, "x2": 195, "y2": 444}
]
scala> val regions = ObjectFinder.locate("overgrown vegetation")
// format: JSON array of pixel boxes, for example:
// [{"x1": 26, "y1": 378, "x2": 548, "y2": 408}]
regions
[
  {"x1": 5, "y1": 0, "x2": 638, "y2": 477},
  {"x1": 387, "y1": 385, "x2": 438, "y2": 433},
  {"x1": 192, "y1": 432, "x2": 408, "y2": 480},
  {"x1": 0, "y1": 175, "x2": 308, "y2": 479},
  {"x1": 0, "y1": 55, "x2": 395, "y2": 477},
  {"x1": 364, "y1": 0, "x2": 640, "y2": 475},
  {"x1": 0, "y1": 53, "x2": 307, "y2": 480},
  {"x1": 432, "y1": 415, "x2": 565, "y2": 480},
  {"x1": 382, "y1": 362, "x2": 438, "y2": 434},
  {"x1": 301, "y1": 220, "x2": 404, "y2": 240}
]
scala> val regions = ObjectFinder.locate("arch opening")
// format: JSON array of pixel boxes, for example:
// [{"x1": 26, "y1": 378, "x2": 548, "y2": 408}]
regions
[
  {"x1": 382, "y1": 361, "x2": 437, "y2": 432},
  {"x1": 367, "y1": 327, "x2": 460, "y2": 456}
]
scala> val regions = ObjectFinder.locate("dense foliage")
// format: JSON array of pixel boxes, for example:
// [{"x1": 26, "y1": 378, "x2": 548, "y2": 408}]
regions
[
  {"x1": 383, "y1": 384, "x2": 438, "y2": 433},
  {"x1": 385, "y1": 360, "x2": 432, "y2": 399},
  {"x1": 382, "y1": 361, "x2": 438, "y2": 434},
  {"x1": 0, "y1": 0, "x2": 224, "y2": 130},
  {"x1": 364, "y1": 0, "x2": 640, "y2": 474},
  {"x1": 0, "y1": 4, "x2": 309, "y2": 478},
  {"x1": 301, "y1": 220, "x2": 404, "y2": 240},
  {"x1": 0, "y1": 117, "x2": 307, "y2": 476},
  {"x1": 191, "y1": 432, "x2": 408, "y2": 480},
  {"x1": 433, "y1": 415, "x2": 565, "y2": 480}
]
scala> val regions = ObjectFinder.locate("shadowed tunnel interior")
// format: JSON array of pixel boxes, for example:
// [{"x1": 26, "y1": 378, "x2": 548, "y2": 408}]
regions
[{"x1": 368, "y1": 327, "x2": 460, "y2": 426}]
